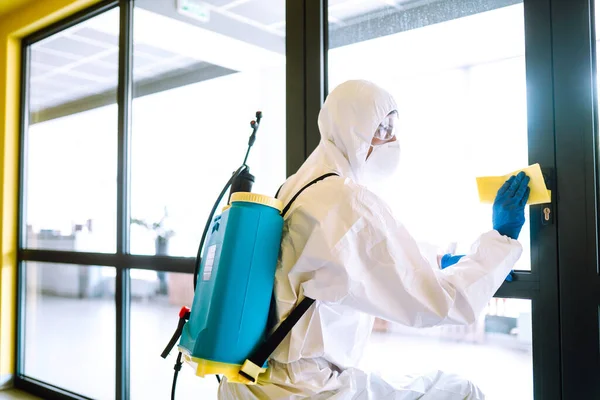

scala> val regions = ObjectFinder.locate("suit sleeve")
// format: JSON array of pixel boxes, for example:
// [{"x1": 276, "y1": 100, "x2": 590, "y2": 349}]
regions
[{"x1": 296, "y1": 187, "x2": 522, "y2": 327}]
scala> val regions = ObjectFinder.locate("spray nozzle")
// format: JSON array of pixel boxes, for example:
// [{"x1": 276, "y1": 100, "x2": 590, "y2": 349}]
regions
[{"x1": 245, "y1": 111, "x2": 262, "y2": 163}]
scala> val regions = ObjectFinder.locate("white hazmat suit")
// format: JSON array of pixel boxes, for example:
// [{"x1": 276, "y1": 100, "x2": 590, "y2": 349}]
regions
[{"x1": 218, "y1": 80, "x2": 523, "y2": 399}]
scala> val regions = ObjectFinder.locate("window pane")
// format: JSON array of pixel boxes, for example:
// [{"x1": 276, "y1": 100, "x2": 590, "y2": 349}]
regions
[
  {"x1": 328, "y1": 1, "x2": 530, "y2": 271},
  {"x1": 24, "y1": 8, "x2": 119, "y2": 253},
  {"x1": 363, "y1": 299, "x2": 533, "y2": 400},
  {"x1": 23, "y1": 262, "x2": 116, "y2": 399},
  {"x1": 129, "y1": 1, "x2": 286, "y2": 257},
  {"x1": 130, "y1": 271, "x2": 218, "y2": 399},
  {"x1": 328, "y1": 2, "x2": 533, "y2": 399}
]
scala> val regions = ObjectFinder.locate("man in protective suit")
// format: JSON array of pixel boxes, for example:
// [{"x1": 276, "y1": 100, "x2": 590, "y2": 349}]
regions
[{"x1": 219, "y1": 79, "x2": 530, "y2": 399}]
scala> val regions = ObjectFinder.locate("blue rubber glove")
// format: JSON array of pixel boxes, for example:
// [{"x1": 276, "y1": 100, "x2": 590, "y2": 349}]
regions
[
  {"x1": 440, "y1": 254, "x2": 514, "y2": 282},
  {"x1": 493, "y1": 171, "x2": 530, "y2": 240},
  {"x1": 489, "y1": 171, "x2": 529, "y2": 282},
  {"x1": 440, "y1": 254, "x2": 464, "y2": 269}
]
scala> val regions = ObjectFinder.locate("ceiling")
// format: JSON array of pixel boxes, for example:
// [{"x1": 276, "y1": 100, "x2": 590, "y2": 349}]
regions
[
  {"x1": 29, "y1": 7, "x2": 220, "y2": 114},
  {"x1": 136, "y1": 0, "x2": 435, "y2": 55},
  {"x1": 26, "y1": 0, "x2": 454, "y2": 118}
]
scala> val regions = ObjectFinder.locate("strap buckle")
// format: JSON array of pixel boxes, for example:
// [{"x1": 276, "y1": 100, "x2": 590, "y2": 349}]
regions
[{"x1": 238, "y1": 360, "x2": 265, "y2": 384}]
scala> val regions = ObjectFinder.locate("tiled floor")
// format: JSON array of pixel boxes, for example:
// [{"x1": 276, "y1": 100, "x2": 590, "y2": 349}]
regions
[{"x1": 0, "y1": 390, "x2": 40, "y2": 400}]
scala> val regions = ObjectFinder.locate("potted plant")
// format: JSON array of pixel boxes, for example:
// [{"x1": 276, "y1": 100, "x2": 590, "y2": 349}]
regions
[
  {"x1": 131, "y1": 206, "x2": 175, "y2": 256},
  {"x1": 131, "y1": 207, "x2": 175, "y2": 294}
]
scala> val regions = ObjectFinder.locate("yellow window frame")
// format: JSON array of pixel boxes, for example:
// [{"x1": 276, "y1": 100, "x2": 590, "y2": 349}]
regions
[{"x1": 0, "y1": 0, "x2": 101, "y2": 386}]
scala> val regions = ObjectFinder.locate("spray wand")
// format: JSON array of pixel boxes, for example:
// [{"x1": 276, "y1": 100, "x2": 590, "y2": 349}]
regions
[{"x1": 194, "y1": 111, "x2": 263, "y2": 289}]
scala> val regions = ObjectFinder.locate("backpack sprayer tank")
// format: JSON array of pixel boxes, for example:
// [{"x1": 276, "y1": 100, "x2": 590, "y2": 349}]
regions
[
  {"x1": 161, "y1": 112, "x2": 336, "y2": 400},
  {"x1": 178, "y1": 191, "x2": 283, "y2": 379}
]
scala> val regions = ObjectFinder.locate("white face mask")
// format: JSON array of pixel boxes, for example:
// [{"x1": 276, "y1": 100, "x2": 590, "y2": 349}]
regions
[{"x1": 361, "y1": 141, "x2": 400, "y2": 184}]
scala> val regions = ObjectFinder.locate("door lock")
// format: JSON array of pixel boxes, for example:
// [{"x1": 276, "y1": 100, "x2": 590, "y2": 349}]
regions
[
  {"x1": 541, "y1": 205, "x2": 553, "y2": 225},
  {"x1": 543, "y1": 207, "x2": 551, "y2": 222}
]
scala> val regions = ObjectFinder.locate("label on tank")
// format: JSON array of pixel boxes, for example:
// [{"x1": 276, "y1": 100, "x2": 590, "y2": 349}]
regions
[{"x1": 203, "y1": 245, "x2": 217, "y2": 281}]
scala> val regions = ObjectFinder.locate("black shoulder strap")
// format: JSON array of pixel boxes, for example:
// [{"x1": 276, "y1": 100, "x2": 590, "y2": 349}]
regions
[
  {"x1": 279, "y1": 172, "x2": 339, "y2": 217},
  {"x1": 239, "y1": 172, "x2": 338, "y2": 383},
  {"x1": 274, "y1": 184, "x2": 284, "y2": 200}
]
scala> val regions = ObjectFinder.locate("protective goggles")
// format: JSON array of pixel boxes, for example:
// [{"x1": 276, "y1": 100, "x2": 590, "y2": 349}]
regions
[{"x1": 373, "y1": 112, "x2": 398, "y2": 143}]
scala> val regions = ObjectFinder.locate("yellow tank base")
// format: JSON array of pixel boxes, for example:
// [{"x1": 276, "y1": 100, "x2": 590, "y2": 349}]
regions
[{"x1": 179, "y1": 350, "x2": 266, "y2": 385}]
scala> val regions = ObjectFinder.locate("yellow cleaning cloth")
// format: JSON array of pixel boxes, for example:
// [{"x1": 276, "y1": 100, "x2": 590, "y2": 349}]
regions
[{"x1": 476, "y1": 163, "x2": 551, "y2": 205}]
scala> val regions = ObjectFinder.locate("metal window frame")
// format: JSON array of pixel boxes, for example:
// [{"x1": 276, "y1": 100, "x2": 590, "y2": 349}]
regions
[
  {"x1": 524, "y1": 0, "x2": 563, "y2": 396},
  {"x1": 286, "y1": 0, "x2": 327, "y2": 176},
  {"x1": 115, "y1": 0, "x2": 133, "y2": 398},
  {"x1": 550, "y1": 0, "x2": 600, "y2": 397},
  {"x1": 16, "y1": 377, "x2": 94, "y2": 400}
]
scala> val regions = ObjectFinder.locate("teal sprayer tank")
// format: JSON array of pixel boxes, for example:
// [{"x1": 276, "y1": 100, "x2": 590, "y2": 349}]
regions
[{"x1": 178, "y1": 192, "x2": 284, "y2": 383}]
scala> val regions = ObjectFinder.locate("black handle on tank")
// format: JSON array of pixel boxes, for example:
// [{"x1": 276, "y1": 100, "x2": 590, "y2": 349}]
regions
[{"x1": 229, "y1": 168, "x2": 255, "y2": 201}]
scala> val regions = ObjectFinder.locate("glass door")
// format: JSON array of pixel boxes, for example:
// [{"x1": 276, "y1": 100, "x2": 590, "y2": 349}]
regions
[{"x1": 325, "y1": 1, "x2": 559, "y2": 399}]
